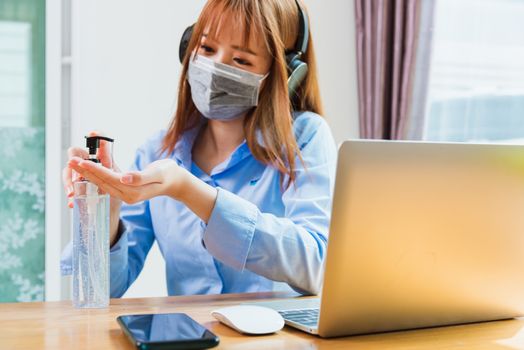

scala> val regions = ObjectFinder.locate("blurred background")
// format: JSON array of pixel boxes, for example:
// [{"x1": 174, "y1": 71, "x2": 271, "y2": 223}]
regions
[{"x1": 0, "y1": 0, "x2": 523, "y2": 302}]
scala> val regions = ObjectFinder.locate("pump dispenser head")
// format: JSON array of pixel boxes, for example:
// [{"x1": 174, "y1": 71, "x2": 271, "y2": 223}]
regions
[{"x1": 85, "y1": 136, "x2": 114, "y2": 163}]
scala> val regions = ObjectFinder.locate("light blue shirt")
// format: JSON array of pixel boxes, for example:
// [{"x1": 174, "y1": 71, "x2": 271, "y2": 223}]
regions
[{"x1": 61, "y1": 111, "x2": 337, "y2": 297}]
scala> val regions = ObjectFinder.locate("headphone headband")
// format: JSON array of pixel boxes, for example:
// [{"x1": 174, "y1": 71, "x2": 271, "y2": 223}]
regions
[
  {"x1": 180, "y1": 0, "x2": 309, "y2": 63},
  {"x1": 293, "y1": 0, "x2": 309, "y2": 57}
]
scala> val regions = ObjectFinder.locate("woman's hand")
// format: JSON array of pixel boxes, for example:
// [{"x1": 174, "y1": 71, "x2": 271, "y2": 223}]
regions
[
  {"x1": 62, "y1": 131, "x2": 118, "y2": 207},
  {"x1": 69, "y1": 157, "x2": 218, "y2": 223},
  {"x1": 67, "y1": 158, "x2": 190, "y2": 204},
  {"x1": 63, "y1": 131, "x2": 122, "y2": 245}
]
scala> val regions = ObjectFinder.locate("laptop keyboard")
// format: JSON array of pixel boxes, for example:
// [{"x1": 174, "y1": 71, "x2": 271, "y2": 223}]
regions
[{"x1": 278, "y1": 308, "x2": 319, "y2": 328}]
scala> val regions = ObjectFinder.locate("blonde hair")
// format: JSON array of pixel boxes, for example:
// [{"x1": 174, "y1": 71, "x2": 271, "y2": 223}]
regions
[{"x1": 162, "y1": 0, "x2": 323, "y2": 187}]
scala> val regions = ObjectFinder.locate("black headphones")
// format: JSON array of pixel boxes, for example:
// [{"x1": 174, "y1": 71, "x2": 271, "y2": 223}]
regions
[{"x1": 178, "y1": 0, "x2": 309, "y2": 99}]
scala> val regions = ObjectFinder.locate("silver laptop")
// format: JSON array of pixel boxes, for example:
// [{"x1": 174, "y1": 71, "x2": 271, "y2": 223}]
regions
[{"x1": 252, "y1": 140, "x2": 524, "y2": 337}]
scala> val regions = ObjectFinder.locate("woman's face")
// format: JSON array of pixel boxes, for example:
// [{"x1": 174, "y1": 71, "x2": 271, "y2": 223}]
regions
[{"x1": 198, "y1": 14, "x2": 272, "y2": 76}]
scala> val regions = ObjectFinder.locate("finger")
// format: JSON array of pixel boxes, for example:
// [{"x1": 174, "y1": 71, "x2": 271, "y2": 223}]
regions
[
  {"x1": 62, "y1": 171, "x2": 80, "y2": 198},
  {"x1": 120, "y1": 159, "x2": 176, "y2": 186},
  {"x1": 68, "y1": 156, "x2": 85, "y2": 165},
  {"x1": 98, "y1": 139, "x2": 113, "y2": 169},
  {"x1": 68, "y1": 157, "x2": 86, "y2": 182},
  {"x1": 67, "y1": 162, "x2": 88, "y2": 185},
  {"x1": 62, "y1": 167, "x2": 74, "y2": 196},
  {"x1": 68, "y1": 160, "x2": 102, "y2": 184},
  {"x1": 71, "y1": 160, "x2": 128, "y2": 198},
  {"x1": 71, "y1": 164, "x2": 126, "y2": 199},
  {"x1": 86, "y1": 175, "x2": 123, "y2": 200},
  {"x1": 95, "y1": 179, "x2": 125, "y2": 200},
  {"x1": 77, "y1": 159, "x2": 122, "y2": 185},
  {"x1": 64, "y1": 149, "x2": 87, "y2": 194},
  {"x1": 67, "y1": 146, "x2": 88, "y2": 160},
  {"x1": 120, "y1": 168, "x2": 162, "y2": 186}
]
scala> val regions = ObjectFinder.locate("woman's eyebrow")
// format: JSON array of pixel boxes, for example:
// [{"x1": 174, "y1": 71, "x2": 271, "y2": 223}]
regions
[
  {"x1": 202, "y1": 33, "x2": 257, "y2": 56},
  {"x1": 231, "y1": 45, "x2": 257, "y2": 56}
]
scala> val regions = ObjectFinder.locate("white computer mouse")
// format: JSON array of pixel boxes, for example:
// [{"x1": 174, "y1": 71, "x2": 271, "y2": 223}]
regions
[{"x1": 211, "y1": 305, "x2": 284, "y2": 335}]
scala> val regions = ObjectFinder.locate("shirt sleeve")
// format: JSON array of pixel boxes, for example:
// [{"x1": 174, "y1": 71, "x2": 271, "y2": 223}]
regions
[
  {"x1": 109, "y1": 198, "x2": 155, "y2": 297},
  {"x1": 202, "y1": 116, "x2": 337, "y2": 295},
  {"x1": 60, "y1": 140, "x2": 158, "y2": 298}
]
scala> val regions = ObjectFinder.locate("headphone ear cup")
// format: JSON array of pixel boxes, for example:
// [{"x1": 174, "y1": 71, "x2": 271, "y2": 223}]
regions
[
  {"x1": 287, "y1": 58, "x2": 309, "y2": 99},
  {"x1": 179, "y1": 25, "x2": 195, "y2": 64}
]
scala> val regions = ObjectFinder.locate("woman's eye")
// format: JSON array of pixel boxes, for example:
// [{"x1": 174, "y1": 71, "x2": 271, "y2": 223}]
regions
[
  {"x1": 200, "y1": 45, "x2": 214, "y2": 53},
  {"x1": 234, "y1": 57, "x2": 251, "y2": 66}
]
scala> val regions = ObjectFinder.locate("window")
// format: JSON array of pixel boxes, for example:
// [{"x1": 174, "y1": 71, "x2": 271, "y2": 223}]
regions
[
  {"x1": 0, "y1": 0, "x2": 45, "y2": 302},
  {"x1": 423, "y1": 0, "x2": 524, "y2": 143},
  {"x1": 0, "y1": 22, "x2": 31, "y2": 126}
]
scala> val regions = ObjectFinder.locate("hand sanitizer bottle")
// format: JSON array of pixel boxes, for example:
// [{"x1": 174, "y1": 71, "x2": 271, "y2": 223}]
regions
[{"x1": 72, "y1": 136, "x2": 114, "y2": 308}]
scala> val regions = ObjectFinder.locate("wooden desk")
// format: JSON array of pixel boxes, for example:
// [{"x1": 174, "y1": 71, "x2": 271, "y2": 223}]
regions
[{"x1": 1, "y1": 292, "x2": 524, "y2": 349}]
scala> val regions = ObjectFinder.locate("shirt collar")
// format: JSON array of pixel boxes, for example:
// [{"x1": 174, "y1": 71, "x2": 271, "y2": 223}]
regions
[
  {"x1": 173, "y1": 120, "x2": 204, "y2": 170},
  {"x1": 210, "y1": 140, "x2": 250, "y2": 176},
  {"x1": 172, "y1": 119, "x2": 253, "y2": 175}
]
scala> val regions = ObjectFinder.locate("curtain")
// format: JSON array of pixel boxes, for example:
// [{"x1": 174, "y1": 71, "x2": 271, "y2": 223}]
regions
[{"x1": 355, "y1": 0, "x2": 435, "y2": 140}]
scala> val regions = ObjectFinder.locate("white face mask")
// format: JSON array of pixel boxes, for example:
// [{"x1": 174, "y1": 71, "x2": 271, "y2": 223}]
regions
[{"x1": 187, "y1": 54, "x2": 269, "y2": 121}]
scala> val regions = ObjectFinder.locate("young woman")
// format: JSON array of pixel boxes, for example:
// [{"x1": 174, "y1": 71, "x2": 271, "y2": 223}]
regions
[{"x1": 62, "y1": 0, "x2": 337, "y2": 297}]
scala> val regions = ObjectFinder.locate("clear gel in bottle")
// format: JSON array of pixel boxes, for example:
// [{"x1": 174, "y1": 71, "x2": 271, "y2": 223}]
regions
[{"x1": 72, "y1": 136, "x2": 114, "y2": 308}]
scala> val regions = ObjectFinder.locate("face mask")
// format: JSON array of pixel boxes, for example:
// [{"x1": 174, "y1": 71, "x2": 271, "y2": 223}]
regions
[{"x1": 187, "y1": 54, "x2": 268, "y2": 121}]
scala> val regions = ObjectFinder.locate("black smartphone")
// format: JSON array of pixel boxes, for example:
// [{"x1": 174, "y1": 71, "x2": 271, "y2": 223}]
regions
[{"x1": 117, "y1": 313, "x2": 219, "y2": 350}]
